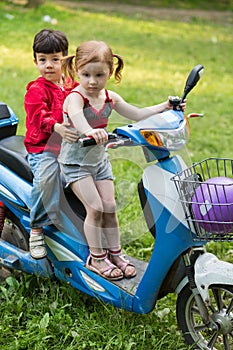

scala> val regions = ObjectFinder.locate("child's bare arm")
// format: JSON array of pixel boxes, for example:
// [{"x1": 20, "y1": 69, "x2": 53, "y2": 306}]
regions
[{"x1": 53, "y1": 122, "x2": 79, "y2": 143}]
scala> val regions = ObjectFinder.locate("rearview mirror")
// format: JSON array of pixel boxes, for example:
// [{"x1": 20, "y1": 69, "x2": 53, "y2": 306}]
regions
[{"x1": 181, "y1": 64, "x2": 204, "y2": 102}]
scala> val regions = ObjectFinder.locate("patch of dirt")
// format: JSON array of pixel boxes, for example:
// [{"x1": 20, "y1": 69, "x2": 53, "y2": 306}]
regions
[{"x1": 55, "y1": 1, "x2": 232, "y2": 25}]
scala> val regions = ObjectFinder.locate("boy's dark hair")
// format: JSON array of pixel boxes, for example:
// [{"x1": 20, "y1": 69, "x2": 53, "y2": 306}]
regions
[{"x1": 33, "y1": 29, "x2": 69, "y2": 59}]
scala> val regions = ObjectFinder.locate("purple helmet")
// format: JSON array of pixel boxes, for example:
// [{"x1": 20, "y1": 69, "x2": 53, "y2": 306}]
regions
[{"x1": 191, "y1": 176, "x2": 233, "y2": 234}]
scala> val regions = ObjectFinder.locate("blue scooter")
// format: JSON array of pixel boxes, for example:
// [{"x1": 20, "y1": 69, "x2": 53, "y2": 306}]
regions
[{"x1": 0, "y1": 65, "x2": 232, "y2": 350}]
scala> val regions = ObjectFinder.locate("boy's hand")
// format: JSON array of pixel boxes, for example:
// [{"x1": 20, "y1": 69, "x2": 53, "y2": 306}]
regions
[{"x1": 54, "y1": 122, "x2": 78, "y2": 143}]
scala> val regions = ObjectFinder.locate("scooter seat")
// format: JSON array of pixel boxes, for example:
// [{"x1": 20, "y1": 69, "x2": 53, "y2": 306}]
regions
[
  {"x1": 0, "y1": 135, "x2": 87, "y2": 221},
  {"x1": 0, "y1": 135, "x2": 33, "y2": 182}
]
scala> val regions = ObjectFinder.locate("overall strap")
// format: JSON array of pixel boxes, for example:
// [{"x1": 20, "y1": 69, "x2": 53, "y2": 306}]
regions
[
  {"x1": 104, "y1": 89, "x2": 114, "y2": 108},
  {"x1": 63, "y1": 90, "x2": 88, "y2": 118},
  {"x1": 105, "y1": 89, "x2": 112, "y2": 102}
]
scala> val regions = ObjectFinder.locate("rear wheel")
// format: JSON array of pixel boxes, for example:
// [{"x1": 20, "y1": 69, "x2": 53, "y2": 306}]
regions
[
  {"x1": 1, "y1": 210, "x2": 29, "y2": 250},
  {"x1": 176, "y1": 284, "x2": 233, "y2": 350},
  {"x1": 0, "y1": 210, "x2": 29, "y2": 279}
]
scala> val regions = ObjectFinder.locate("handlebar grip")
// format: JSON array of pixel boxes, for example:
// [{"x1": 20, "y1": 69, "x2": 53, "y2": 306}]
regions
[
  {"x1": 79, "y1": 133, "x2": 117, "y2": 147},
  {"x1": 79, "y1": 137, "x2": 97, "y2": 147}
]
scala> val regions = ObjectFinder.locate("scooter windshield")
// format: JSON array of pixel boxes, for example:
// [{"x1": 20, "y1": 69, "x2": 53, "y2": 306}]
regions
[
  {"x1": 116, "y1": 110, "x2": 189, "y2": 151},
  {"x1": 134, "y1": 109, "x2": 184, "y2": 130}
]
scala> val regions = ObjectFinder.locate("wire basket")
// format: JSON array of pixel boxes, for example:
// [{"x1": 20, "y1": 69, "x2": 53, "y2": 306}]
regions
[{"x1": 171, "y1": 158, "x2": 233, "y2": 241}]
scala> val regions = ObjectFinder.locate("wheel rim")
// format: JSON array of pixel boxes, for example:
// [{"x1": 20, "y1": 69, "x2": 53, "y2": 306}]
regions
[{"x1": 185, "y1": 285, "x2": 233, "y2": 350}]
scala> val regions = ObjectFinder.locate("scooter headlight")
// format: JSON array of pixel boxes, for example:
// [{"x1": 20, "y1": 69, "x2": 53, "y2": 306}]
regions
[{"x1": 140, "y1": 118, "x2": 189, "y2": 151}]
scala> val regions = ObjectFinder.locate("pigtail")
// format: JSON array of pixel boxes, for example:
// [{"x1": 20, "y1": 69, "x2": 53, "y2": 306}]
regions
[
  {"x1": 61, "y1": 55, "x2": 76, "y2": 83},
  {"x1": 113, "y1": 54, "x2": 124, "y2": 83}
]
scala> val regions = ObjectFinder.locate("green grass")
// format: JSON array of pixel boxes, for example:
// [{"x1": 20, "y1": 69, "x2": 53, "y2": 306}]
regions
[
  {"x1": 0, "y1": 1, "x2": 233, "y2": 349},
  {"x1": 0, "y1": 274, "x2": 193, "y2": 350},
  {"x1": 1, "y1": 1, "x2": 232, "y2": 157}
]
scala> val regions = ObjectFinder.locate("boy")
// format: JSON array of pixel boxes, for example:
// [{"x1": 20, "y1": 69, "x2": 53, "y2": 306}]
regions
[{"x1": 24, "y1": 29, "x2": 78, "y2": 259}]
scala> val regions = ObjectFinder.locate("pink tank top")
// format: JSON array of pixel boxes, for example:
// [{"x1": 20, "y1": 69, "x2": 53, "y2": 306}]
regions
[{"x1": 65, "y1": 89, "x2": 114, "y2": 129}]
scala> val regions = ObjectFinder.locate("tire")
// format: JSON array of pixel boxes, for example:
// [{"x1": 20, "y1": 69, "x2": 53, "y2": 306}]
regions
[
  {"x1": 1, "y1": 210, "x2": 29, "y2": 251},
  {"x1": 176, "y1": 284, "x2": 233, "y2": 350},
  {"x1": 0, "y1": 210, "x2": 29, "y2": 280}
]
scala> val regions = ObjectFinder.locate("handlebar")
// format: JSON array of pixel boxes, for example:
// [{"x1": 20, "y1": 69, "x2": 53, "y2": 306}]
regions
[
  {"x1": 169, "y1": 96, "x2": 182, "y2": 110},
  {"x1": 78, "y1": 133, "x2": 118, "y2": 147},
  {"x1": 78, "y1": 111, "x2": 204, "y2": 148},
  {"x1": 78, "y1": 133, "x2": 132, "y2": 149}
]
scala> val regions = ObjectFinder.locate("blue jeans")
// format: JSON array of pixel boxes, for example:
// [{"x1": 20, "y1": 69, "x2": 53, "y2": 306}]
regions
[{"x1": 28, "y1": 152, "x2": 62, "y2": 229}]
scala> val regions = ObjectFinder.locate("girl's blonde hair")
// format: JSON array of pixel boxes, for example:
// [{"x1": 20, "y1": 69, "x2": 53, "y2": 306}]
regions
[{"x1": 62, "y1": 40, "x2": 124, "y2": 84}]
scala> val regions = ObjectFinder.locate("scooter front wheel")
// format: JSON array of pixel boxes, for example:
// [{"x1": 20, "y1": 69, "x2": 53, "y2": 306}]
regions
[{"x1": 176, "y1": 284, "x2": 233, "y2": 350}]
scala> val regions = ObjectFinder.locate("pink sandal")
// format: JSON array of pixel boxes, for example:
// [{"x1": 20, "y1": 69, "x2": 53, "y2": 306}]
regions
[
  {"x1": 109, "y1": 249, "x2": 137, "y2": 279},
  {"x1": 86, "y1": 252, "x2": 123, "y2": 281}
]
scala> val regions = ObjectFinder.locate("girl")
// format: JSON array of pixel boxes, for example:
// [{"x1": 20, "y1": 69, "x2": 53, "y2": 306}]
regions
[{"x1": 59, "y1": 40, "x2": 186, "y2": 280}]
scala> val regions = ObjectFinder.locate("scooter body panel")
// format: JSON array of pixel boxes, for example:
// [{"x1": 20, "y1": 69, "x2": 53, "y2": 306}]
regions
[
  {"x1": 52, "y1": 258, "x2": 135, "y2": 310},
  {"x1": 0, "y1": 163, "x2": 31, "y2": 211},
  {"x1": 131, "y1": 155, "x2": 201, "y2": 313},
  {"x1": 0, "y1": 238, "x2": 53, "y2": 277}
]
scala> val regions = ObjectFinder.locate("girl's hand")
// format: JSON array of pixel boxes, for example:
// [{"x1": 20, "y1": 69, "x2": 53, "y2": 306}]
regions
[
  {"x1": 54, "y1": 122, "x2": 79, "y2": 143},
  {"x1": 167, "y1": 96, "x2": 187, "y2": 111},
  {"x1": 85, "y1": 128, "x2": 108, "y2": 144},
  {"x1": 180, "y1": 99, "x2": 187, "y2": 112}
]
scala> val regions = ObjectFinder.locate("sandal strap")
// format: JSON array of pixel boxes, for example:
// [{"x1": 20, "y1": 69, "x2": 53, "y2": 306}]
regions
[
  {"x1": 115, "y1": 255, "x2": 131, "y2": 268},
  {"x1": 109, "y1": 254, "x2": 136, "y2": 278},
  {"x1": 90, "y1": 251, "x2": 107, "y2": 260},
  {"x1": 98, "y1": 257, "x2": 118, "y2": 275},
  {"x1": 86, "y1": 254, "x2": 123, "y2": 280},
  {"x1": 108, "y1": 248, "x2": 122, "y2": 256},
  {"x1": 89, "y1": 252, "x2": 119, "y2": 274}
]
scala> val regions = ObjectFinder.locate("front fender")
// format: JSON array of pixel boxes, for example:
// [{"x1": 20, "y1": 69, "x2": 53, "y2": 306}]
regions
[
  {"x1": 176, "y1": 252, "x2": 233, "y2": 303},
  {"x1": 194, "y1": 252, "x2": 233, "y2": 303}
]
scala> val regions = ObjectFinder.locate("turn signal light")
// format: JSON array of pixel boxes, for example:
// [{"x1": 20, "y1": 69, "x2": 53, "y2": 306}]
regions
[{"x1": 140, "y1": 130, "x2": 163, "y2": 147}]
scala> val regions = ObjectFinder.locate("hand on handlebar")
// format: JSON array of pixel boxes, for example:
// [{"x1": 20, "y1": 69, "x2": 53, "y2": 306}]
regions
[
  {"x1": 168, "y1": 96, "x2": 187, "y2": 111},
  {"x1": 85, "y1": 128, "x2": 108, "y2": 144},
  {"x1": 79, "y1": 133, "x2": 130, "y2": 148},
  {"x1": 179, "y1": 98, "x2": 187, "y2": 112}
]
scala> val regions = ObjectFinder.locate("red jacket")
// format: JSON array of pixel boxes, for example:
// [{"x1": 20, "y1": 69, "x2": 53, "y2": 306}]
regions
[{"x1": 24, "y1": 76, "x2": 78, "y2": 156}]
